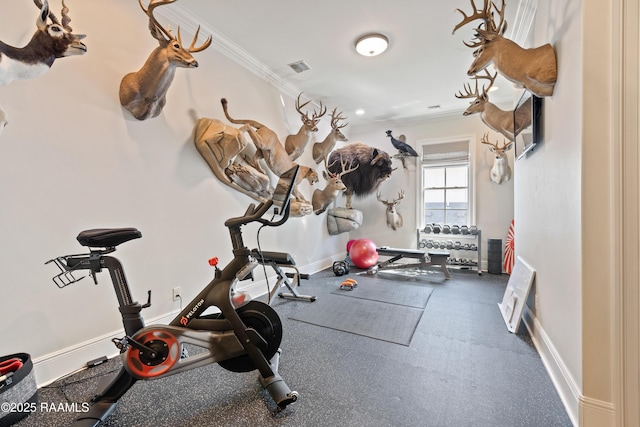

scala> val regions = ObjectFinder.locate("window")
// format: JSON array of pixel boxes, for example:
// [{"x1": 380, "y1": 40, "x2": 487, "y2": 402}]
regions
[{"x1": 418, "y1": 137, "x2": 475, "y2": 228}]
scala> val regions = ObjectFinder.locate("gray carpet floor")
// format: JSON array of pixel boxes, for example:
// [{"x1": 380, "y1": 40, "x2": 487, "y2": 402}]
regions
[{"x1": 16, "y1": 267, "x2": 572, "y2": 427}]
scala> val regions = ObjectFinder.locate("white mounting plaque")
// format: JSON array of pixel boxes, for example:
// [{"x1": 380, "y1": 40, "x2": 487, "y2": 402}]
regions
[{"x1": 498, "y1": 256, "x2": 536, "y2": 333}]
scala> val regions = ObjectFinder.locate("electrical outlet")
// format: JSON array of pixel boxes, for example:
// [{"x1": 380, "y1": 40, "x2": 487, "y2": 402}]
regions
[
  {"x1": 535, "y1": 293, "x2": 539, "y2": 308},
  {"x1": 172, "y1": 287, "x2": 181, "y2": 301}
]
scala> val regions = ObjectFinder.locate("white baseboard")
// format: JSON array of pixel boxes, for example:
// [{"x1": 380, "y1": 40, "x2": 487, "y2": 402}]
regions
[
  {"x1": 522, "y1": 305, "x2": 580, "y2": 426},
  {"x1": 33, "y1": 254, "x2": 343, "y2": 388},
  {"x1": 579, "y1": 395, "x2": 616, "y2": 427},
  {"x1": 522, "y1": 306, "x2": 617, "y2": 427},
  {"x1": 33, "y1": 310, "x2": 180, "y2": 387}
]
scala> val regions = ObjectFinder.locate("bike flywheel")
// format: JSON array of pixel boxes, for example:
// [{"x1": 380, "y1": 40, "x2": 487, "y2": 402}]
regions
[{"x1": 218, "y1": 301, "x2": 283, "y2": 372}]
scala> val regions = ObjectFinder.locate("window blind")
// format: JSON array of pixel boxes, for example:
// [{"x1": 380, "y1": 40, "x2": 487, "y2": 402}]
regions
[{"x1": 421, "y1": 140, "x2": 469, "y2": 164}]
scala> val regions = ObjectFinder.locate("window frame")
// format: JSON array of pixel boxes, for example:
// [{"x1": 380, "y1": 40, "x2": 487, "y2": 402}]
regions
[{"x1": 416, "y1": 135, "x2": 476, "y2": 229}]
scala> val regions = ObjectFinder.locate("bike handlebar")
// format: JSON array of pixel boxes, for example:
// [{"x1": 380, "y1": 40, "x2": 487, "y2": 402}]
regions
[{"x1": 223, "y1": 198, "x2": 291, "y2": 229}]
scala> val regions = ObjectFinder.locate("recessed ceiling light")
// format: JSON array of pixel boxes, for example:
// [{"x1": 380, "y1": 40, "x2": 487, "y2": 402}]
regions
[
  {"x1": 354, "y1": 33, "x2": 389, "y2": 57},
  {"x1": 355, "y1": 109, "x2": 365, "y2": 115}
]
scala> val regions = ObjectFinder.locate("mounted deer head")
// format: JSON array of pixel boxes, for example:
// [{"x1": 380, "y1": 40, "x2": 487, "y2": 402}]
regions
[
  {"x1": 312, "y1": 155, "x2": 359, "y2": 215},
  {"x1": 481, "y1": 133, "x2": 513, "y2": 184},
  {"x1": 452, "y1": 0, "x2": 557, "y2": 97},
  {"x1": 312, "y1": 107, "x2": 349, "y2": 164},
  {"x1": 377, "y1": 190, "x2": 404, "y2": 230},
  {"x1": 285, "y1": 93, "x2": 327, "y2": 161},
  {"x1": 455, "y1": 70, "x2": 531, "y2": 140},
  {"x1": 119, "y1": 0, "x2": 212, "y2": 120},
  {"x1": 0, "y1": 0, "x2": 87, "y2": 133}
]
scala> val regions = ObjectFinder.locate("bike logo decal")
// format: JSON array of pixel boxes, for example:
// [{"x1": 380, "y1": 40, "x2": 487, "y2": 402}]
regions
[{"x1": 181, "y1": 298, "x2": 205, "y2": 326}]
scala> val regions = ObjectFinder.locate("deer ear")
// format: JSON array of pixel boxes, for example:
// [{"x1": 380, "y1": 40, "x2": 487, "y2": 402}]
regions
[{"x1": 476, "y1": 28, "x2": 498, "y2": 41}]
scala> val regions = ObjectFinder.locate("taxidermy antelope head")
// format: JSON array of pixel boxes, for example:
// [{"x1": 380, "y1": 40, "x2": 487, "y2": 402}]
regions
[
  {"x1": 285, "y1": 93, "x2": 327, "y2": 161},
  {"x1": 312, "y1": 107, "x2": 349, "y2": 164},
  {"x1": 452, "y1": 0, "x2": 557, "y2": 97},
  {"x1": 312, "y1": 155, "x2": 359, "y2": 215},
  {"x1": 119, "y1": 0, "x2": 212, "y2": 120},
  {"x1": 481, "y1": 133, "x2": 513, "y2": 184},
  {"x1": 0, "y1": 0, "x2": 87, "y2": 134},
  {"x1": 377, "y1": 190, "x2": 404, "y2": 231},
  {"x1": 455, "y1": 70, "x2": 531, "y2": 140}
]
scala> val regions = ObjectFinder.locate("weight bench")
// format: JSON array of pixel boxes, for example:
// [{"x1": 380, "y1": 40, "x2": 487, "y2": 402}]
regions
[
  {"x1": 368, "y1": 246, "x2": 452, "y2": 279},
  {"x1": 251, "y1": 249, "x2": 316, "y2": 302}
]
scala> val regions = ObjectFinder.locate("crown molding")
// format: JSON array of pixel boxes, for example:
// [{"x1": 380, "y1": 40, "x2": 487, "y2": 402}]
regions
[
  {"x1": 152, "y1": 3, "x2": 302, "y2": 100},
  {"x1": 508, "y1": 0, "x2": 538, "y2": 46}
]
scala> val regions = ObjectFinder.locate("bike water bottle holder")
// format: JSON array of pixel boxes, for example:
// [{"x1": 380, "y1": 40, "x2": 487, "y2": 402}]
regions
[
  {"x1": 45, "y1": 255, "x2": 87, "y2": 288},
  {"x1": 45, "y1": 250, "x2": 110, "y2": 288}
]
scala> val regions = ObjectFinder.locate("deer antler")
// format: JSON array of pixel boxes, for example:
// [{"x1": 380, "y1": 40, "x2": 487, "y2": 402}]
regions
[
  {"x1": 178, "y1": 26, "x2": 212, "y2": 52},
  {"x1": 295, "y1": 93, "x2": 312, "y2": 116},
  {"x1": 377, "y1": 190, "x2": 405, "y2": 206},
  {"x1": 140, "y1": 0, "x2": 176, "y2": 42},
  {"x1": 140, "y1": 0, "x2": 211, "y2": 51},
  {"x1": 312, "y1": 101, "x2": 327, "y2": 120},
  {"x1": 472, "y1": 69, "x2": 497, "y2": 95},
  {"x1": 455, "y1": 80, "x2": 481, "y2": 100},
  {"x1": 453, "y1": 0, "x2": 507, "y2": 46},
  {"x1": 330, "y1": 108, "x2": 349, "y2": 129},
  {"x1": 326, "y1": 154, "x2": 359, "y2": 178},
  {"x1": 452, "y1": 0, "x2": 493, "y2": 34},
  {"x1": 481, "y1": 133, "x2": 512, "y2": 152},
  {"x1": 480, "y1": 132, "x2": 498, "y2": 149},
  {"x1": 296, "y1": 93, "x2": 327, "y2": 124}
]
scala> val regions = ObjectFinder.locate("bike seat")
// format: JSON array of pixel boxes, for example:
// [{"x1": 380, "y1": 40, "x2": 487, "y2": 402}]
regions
[{"x1": 77, "y1": 228, "x2": 142, "y2": 248}]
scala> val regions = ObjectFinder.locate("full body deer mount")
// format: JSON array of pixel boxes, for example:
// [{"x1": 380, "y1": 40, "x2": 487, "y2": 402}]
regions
[
  {"x1": 377, "y1": 190, "x2": 404, "y2": 231},
  {"x1": 0, "y1": 0, "x2": 87, "y2": 134},
  {"x1": 221, "y1": 98, "x2": 318, "y2": 208},
  {"x1": 312, "y1": 156, "x2": 359, "y2": 215},
  {"x1": 452, "y1": 0, "x2": 557, "y2": 97},
  {"x1": 194, "y1": 115, "x2": 273, "y2": 202},
  {"x1": 456, "y1": 70, "x2": 531, "y2": 140},
  {"x1": 285, "y1": 93, "x2": 326, "y2": 161},
  {"x1": 312, "y1": 108, "x2": 348, "y2": 164},
  {"x1": 119, "y1": 0, "x2": 212, "y2": 120},
  {"x1": 481, "y1": 133, "x2": 513, "y2": 184}
]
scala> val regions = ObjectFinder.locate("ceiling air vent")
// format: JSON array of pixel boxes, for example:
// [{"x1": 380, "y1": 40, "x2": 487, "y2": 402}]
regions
[{"x1": 288, "y1": 60, "x2": 311, "y2": 73}]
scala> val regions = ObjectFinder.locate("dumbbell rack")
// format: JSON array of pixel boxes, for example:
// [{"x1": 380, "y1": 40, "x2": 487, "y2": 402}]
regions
[{"x1": 416, "y1": 227, "x2": 482, "y2": 275}]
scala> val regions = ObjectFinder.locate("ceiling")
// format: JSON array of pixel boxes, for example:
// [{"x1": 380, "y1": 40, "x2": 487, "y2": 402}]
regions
[{"x1": 165, "y1": 0, "x2": 526, "y2": 133}]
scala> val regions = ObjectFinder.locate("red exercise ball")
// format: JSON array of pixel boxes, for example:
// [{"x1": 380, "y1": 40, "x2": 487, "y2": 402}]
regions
[
  {"x1": 346, "y1": 239, "x2": 356, "y2": 253},
  {"x1": 350, "y1": 239, "x2": 378, "y2": 269}
]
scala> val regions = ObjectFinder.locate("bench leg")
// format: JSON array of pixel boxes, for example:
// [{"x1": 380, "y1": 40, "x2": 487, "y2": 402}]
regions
[
  {"x1": 440, "y1": 262, "x2": 452, "y2": 279},
  {"x1": 269, "y1": 264, "x2": 316, "y2": 303}
]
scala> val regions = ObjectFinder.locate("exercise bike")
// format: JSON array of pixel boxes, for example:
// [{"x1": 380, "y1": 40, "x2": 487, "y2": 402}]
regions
[{"x1": 46, "y1": 167, "x2": 301, "y2": 426}]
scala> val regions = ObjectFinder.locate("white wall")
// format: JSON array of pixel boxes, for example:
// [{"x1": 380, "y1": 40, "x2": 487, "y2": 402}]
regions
[
  {"x1": 515, "y1": 0, "x2": 584, "y2": 424},
  {"x1": 0, "y1": 1, "x2": 347, "y2": 385},
  {"x1": 347, "y1": 115, "x2": 515, "y2": 269}
]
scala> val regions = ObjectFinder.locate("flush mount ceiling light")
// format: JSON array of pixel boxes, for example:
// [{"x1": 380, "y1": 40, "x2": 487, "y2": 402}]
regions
[{"x1": 355, "y1": 33, "x2": 389, "y2": 57}]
